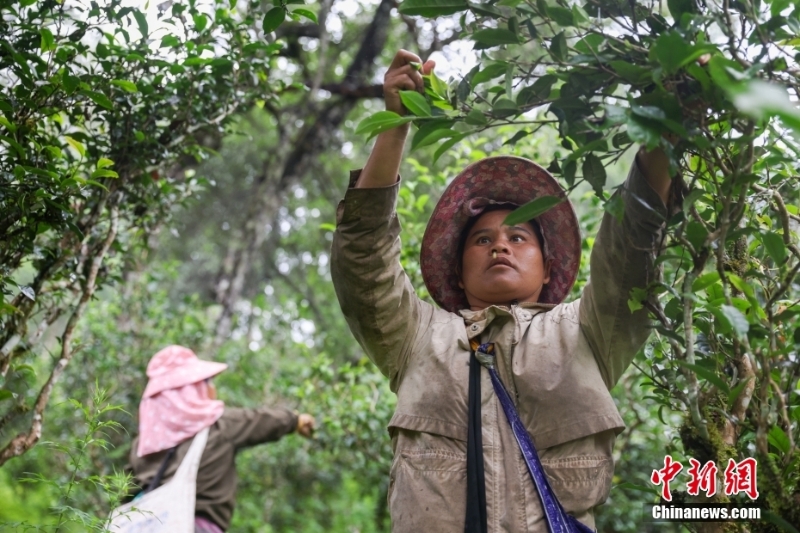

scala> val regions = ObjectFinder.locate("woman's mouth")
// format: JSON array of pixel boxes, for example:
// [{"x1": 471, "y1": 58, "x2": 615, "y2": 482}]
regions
[{"x1": 489, "y1": 257, "x2": 513, "y2": 269}]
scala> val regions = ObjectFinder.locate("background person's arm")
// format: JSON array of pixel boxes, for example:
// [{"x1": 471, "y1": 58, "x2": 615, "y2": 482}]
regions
[{"x1": 225, "y1": 407, "x2": 300, "y2": 449}]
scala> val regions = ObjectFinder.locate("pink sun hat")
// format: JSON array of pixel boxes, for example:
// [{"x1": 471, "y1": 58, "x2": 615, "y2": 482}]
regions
[
  {"x1": 420, "y1": 156, "x2": 581, "y2": 313},
  {"x1": 142, "y1": 345, "x2": 228, "y2": 398}
]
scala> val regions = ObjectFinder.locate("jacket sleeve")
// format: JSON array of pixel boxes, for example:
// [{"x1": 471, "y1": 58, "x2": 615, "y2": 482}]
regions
[
  {"x1": 330, "y1": 170, "x2": 433, "y2": 390},
  {"x1": 221, "y1": 407, "x2": 298, "y2": 449},
  {"x1": 579, "y1": 159, "x2": 668, "y2": 389}
]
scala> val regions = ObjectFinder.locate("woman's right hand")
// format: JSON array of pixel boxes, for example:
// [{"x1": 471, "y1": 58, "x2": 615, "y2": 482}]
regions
[
  {"x1": 296, "y1": 413, "x2": 315, "y2": 438},
  {"x1": 383, "y1": 49, "x2": 435, "y2": 115}
]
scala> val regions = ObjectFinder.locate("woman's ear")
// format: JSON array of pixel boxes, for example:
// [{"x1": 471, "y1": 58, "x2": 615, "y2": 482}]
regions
[{"x1": 542, "y1": 258, "x2": 552, "y2": 285}]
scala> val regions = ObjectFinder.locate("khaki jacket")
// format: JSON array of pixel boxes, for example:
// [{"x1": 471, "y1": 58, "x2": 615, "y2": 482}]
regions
[{"x1": 331, "y1": 162, "x2": 667, "y2": 532}]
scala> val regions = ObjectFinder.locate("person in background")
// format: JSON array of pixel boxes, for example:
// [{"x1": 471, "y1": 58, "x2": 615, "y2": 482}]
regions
[{"x1": 129, "y1": 345, "x2": 315, "y2": 533}]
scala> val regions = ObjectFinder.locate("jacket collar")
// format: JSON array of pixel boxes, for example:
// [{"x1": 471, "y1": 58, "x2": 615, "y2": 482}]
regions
[{"x1": 459, "y1": 301, "x2": 555, "y2": 325}]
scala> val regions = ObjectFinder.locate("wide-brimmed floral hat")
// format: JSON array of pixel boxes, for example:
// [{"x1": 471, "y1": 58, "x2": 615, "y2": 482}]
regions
[{"x1": 420, "y1": 156, "x2": 581, "y2": 313}]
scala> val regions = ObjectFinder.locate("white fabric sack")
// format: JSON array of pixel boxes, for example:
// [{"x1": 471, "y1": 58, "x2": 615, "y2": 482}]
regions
[{"x1": 108, "y1": 427, "x2": 209, "y2": 533}]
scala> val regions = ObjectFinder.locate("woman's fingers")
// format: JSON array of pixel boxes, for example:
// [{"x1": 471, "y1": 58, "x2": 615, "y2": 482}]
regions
[
  {"x1": 388, "y1": 49, "x2": 422, "y2": 70},
  {"x1": 383, "y1": 50, "x2": 435, "y2": 114}
]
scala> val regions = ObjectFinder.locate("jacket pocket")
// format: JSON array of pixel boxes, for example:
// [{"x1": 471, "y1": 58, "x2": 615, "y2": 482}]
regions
[
  {"x1": 388, "y1": 449, "x2": 467, "y2": 533},
  {"x1": 541, "y1": 455, "x2": 613, "y2": 514}
]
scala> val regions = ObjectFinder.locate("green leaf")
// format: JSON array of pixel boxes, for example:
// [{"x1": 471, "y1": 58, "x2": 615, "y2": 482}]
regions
[
  {"x1": 582, "y1": 154, "x2": 606, "y2": 194},
  {"x1": 682, "y1": 188, "x2": 705, "y2": 211},
  {"x1": 355, "y1": 111, "x2": 413, "y2": 137},
  {"x1": 193, "y1": 13, "x2": 208, "y2": 32},
  {"x1": 604, "y1": 193, "x2": 625, "y2": 224},
  {"x1": 504, "y1": 196, "x2": 563, "y2": 225},
  {"x1": 470, "y1": 1, "x2": 503, "y2": 17},
  {"x1": 399, "y1": 91, "x2": 432, "y2": 117},
  {"x1": 667, "y1": 0, "x2": 696, "y2": 21},
  {"x1": 263, "y1": 7, "x2": 286, "y2": 33},
  {"x1": 503, "y1": 130, "x2": 531, "y2": 146},
  {"x1": 721, "y1": 304, "x2": 749, "y2": 338},
  {"x1": 433, "y1": 133, "x2": 468, "y2": 163},
  {"x1": 472, "y1": 28, "x2": 520, "y2": 46},
  {"x1": 761, "y1": 231, "x2": 787, "y2": 263},
  {"x1": 727, "y1": 377, "x2": 751, "y2": 410},
  {"x1": 97, "y1": 157, "x2": 114, "y2": 169},
  {"x1": 692, "y1": 272, "x2": 720, "y2": 291},
  {"x1": 727, "y1": 274, "x2": 755, "y2": 301},
  {"x1": 0, "y1": 116, "x2": 16, "y2": 133},
  {"x1": 90, "y1": 168, "x2": 119, "y2": 179},
  {"x1": 562, "y1": 159, "x2": 577, "y2": 186},
  {"x1": 516, "y1": 75, "x2": 557, "y2": 106},
  {"x1": 65, "y1": 136, "x2": 86, "y2": 158},
  {"x1": 686, "y1": 221, "x2": 708, "y2": 250},
  {"x1": 472, "y1": 63, "x2": 508, "y2": 86},
  {"x1": 465, "y1": 109, "x2": 488, "y2": 125},
  {"x1": 732, "y1": 80, "x2": 800, "y2": 133},
  {"x1": 292, "y1": 8, "x2": 318, "y2": 23},
  {"x1": 768, "y1": 425, "x2": 790, "y2": 454},
  {"x1": 761, "y1": 511, "x2": 800, "y2": 533},
  {"x1": 491, "y1": 98, "x2": 519, "y2": 117},
  {"x1": 133, "y1": 9, "x2": 149, "y2": 39},
  {"x1": 413, "y1": 128, "x2": 457, "y2": 150},
  {"x1": 604, "y1": 105, "x2": 627, "y2": 124},
  {"x1": 610, "y1": 60, "x2": 650, "y2": 83},
  {"x1": 546, "y1": 5, "x2": 574, "y2": 26},
  {"x1": 0, "y1": 136, "x2": 25, "y2": 159},
  {"x1": 651, "y1": 31, "x2": 714, "y2": 74},
  {"x1": 628, "y1": 287, "x2": 647, "y2": 312},
  {"x1": 411, "y1": 120, "x2": 454, "y2": 150},
  {"x1": 425, "y1": 71, "x2": 449, "y2": 101},
  {"x1": 40, "y1": 28, "x2": 55, "y2": 52},
  {"x1": 161, "y1": 35, "x2": 181, "y2": 48},
  {"x1": 631, "y1": 104, "x2": 666, "y2": 121},
  {"x1": 44, "y1": 145, "x2": 62, "y2": 159},
  {"x1": 677, "y1": 362, "x2": 730, "y2": 394},
  {"x1": 398, "y1": 0, "x2": 469, "y2": 16},
  {"x1": 626, "y1": 115, "x2": 660, "y2": 149},
  {"x1": 550, "y1": 31, "x2": 567, "y2": 62},
  {"x1": 111, "y1": 79, "x2": 138, "y2": 93},
  {"x1": 81, "y1": 90, "x2": 114, "y2": 110}
]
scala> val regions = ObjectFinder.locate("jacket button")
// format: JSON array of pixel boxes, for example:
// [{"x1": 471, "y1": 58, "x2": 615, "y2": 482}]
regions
[
  {"x1": 521, "y1": 312, "x2": 531, "y2": 320},
  {"x1": 471, "y1": 324, "x2": 479, "y2": 331}
]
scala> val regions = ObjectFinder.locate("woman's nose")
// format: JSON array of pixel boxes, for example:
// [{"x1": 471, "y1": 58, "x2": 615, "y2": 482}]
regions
[{"x1": 492, "y1": 239, "x2": 510, "y2": 253}]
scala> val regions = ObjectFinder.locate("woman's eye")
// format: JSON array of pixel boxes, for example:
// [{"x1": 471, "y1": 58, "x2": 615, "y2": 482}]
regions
[
  {"x1": 477, "y1": 236, "x2": 491, "y2": 244},
  {"x1": 511, "y1": 235, "x2": 524, "y2": 242}
]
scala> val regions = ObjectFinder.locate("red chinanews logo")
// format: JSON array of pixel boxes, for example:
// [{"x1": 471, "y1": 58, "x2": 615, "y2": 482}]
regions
[{"x1": 651, "y1": 456, "x2": 759, "y2": 501}]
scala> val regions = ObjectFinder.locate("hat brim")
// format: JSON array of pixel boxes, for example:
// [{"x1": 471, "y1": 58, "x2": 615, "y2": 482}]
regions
[
  {"x1": 143, "y1": 360, "x2": 228, "y2": 398},
  {"x1": 420, "y1": 156, "x2": 581, "y2": 313}
]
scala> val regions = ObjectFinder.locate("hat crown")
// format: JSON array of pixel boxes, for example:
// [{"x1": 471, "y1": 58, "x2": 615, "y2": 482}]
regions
[{"x1": 146, "y1": 345, "x2": 198, "y2": 379}]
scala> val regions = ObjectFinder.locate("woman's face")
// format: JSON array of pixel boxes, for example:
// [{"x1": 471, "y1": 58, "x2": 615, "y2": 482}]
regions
[
  {"x1": 205, "y1": 380, "x2": 217, "y2": 400},
  {"x1": 458, "y1": 210, "x2": 551, "y2": 310}
]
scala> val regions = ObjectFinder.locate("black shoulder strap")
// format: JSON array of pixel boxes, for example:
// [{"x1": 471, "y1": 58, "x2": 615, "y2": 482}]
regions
[
  {"x1": 464, "y1": 350, "x2": 487, "y2": 533},
  {"x1": 142, "y1": 446, "x2": 177, "y2": 495}
]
